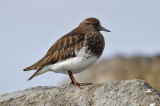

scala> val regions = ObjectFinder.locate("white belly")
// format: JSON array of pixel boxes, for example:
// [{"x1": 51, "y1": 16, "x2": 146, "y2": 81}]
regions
[
  {"x1": 49, "y1": 55, "x2": 98, "y2": 74},
  {"x1": 39, "y1": 46, "x2": 99, "y2": 74}
]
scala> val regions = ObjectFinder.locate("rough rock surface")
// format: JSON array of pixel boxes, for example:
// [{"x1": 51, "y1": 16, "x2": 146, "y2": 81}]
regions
[{"x1": 0, "y1": 79, "x2": 160, "y2": 106}]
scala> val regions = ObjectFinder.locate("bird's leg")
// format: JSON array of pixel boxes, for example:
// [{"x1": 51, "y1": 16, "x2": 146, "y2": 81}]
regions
[
  {"x1": 68, "y1": 71, "x2": 92, "y2": 88},
  {"x1": 68, "y1": 71, "x2": 81, "y2": 88}
]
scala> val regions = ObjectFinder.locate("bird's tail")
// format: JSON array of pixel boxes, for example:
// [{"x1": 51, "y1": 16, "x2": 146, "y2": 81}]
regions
[
  {"x1": 27, "y1": 66, "x2": 47, "y2": 80},
  {"x1": 23, "y1": 64, "x2": 39, "y2": 71},
  {"x1": 28, "y1": 69, "x2": 41, "y2": 80},
  {"x1": 24, "y1": 67, "x2": 35, "y2": 71}
]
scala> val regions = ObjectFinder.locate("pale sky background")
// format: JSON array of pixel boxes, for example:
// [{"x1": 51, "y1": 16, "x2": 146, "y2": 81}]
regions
[{"x1": 0, "y1": 0, "x2": 160, "y2": 94}]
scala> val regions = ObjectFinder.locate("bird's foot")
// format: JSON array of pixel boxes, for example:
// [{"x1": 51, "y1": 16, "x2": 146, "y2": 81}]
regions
[{"x1": 70, "y1": 82, "x2": 92, "y2": 88}]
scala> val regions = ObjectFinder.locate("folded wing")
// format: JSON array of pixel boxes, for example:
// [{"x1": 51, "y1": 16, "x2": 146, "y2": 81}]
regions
[{"x1": 23, "y1": 32, "x2": 85, "y2": 72}]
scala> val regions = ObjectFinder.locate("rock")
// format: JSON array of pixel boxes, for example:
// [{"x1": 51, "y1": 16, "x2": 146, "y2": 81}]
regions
[{"x1": 0, "y1": 79, "x2": 160, "y2": 106}]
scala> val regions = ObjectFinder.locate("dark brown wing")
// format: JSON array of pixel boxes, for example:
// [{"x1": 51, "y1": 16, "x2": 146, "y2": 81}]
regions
[{"x1": 23, "y1": 31, "x2": 85, "y2": 71}]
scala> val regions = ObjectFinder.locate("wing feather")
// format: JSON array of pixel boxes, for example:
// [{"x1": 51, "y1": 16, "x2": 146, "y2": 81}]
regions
[{"x1": 23, "y1": 32, "x2": 85, "y2": 71}]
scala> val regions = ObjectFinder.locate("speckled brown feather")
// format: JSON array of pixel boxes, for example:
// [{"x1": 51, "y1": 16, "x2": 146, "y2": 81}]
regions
[
  {"x1": 85, "y1": 31, "x2": 105, "y2": 57},
  {"x1": 24, "y1": 28, "x2": 85, "y2": 72}
]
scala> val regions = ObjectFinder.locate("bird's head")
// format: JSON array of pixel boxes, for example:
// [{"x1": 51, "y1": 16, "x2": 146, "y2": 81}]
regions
[{"x1": 78, "y1": 17, "x2": 111, "y2": 32}]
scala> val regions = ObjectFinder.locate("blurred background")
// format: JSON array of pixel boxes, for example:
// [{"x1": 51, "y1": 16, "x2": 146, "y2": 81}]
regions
[{"x1": 0, "y1": 0, "x2": 160, "y2": 94}]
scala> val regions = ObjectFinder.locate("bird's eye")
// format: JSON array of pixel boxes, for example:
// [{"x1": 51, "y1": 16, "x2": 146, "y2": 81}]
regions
[{"x1": 91, "y1": 23, "x2": 95, "y2": 26}]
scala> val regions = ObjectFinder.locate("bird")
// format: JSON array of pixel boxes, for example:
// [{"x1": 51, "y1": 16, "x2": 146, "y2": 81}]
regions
[{"x1": 24, "y1": 17, "x2": 111, "y2": 88}]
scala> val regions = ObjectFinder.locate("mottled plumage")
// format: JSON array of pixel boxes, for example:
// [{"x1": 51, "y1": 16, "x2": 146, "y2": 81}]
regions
[{"x1": 24, "y1": 17, "x2": 110, "y2": 88}]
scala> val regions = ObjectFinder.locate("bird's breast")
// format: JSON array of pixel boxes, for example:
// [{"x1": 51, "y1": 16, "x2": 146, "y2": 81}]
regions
[{"x1": 84, "y1": 32, "x2": 105, "y2": 57}]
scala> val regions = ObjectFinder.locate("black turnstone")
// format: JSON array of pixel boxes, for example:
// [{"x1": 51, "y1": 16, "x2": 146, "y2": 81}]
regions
[{"x1": 24, "y1": 17, "x2": 111, "y2": 88}]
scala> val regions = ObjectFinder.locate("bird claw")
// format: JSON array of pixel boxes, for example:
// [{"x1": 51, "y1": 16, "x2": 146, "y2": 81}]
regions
[{"x1": 70, "y1": 82, "x2": 92, "y2": 88}]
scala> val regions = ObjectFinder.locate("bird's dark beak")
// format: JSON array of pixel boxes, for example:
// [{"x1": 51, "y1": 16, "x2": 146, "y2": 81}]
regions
[{"x1": 100, "y1": 26, "x2": 111, "y2": 32}]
